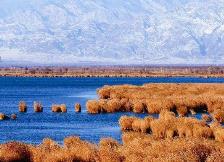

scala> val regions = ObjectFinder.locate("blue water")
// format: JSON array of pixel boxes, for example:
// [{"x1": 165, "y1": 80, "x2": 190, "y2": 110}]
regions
[{"x1": 0, "y1": 77, "x2": 224, "y2": 144}]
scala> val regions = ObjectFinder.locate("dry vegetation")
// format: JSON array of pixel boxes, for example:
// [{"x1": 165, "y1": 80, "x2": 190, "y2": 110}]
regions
[
  {"x1": 19, "y1": 101, "x2": 27, "y2": 112},
  {"x1": 33, "y1": 102, "x2": 43, "y2": 112},
  {"x1": 1, "y1": 83, "x2": 224, "y2": 161},
  {"x1": 1, "y1": 101, "x2": 224, "y2": 161},
  {"x1": 1, "y1": 133, "x2": 224, "y2": 162},
  {"x1": 52, "y1": 104, "x2": 67, "y2": 113},
  {"x1": 86, "y1": 84, "x2": 224, "y2": 121},
  {"x1": 119, "y1": 112, "x2": 224, "y2": 142},
  {"x1": 75, "y1": 103, "x2": 81, "y2": 112},
  {"x1": 1, "y1": 66, "x2": 224, "y2": 77}
]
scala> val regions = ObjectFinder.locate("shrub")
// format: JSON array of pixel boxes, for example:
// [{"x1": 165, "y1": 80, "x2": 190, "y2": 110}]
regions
[
  {"x1": 75, "y1": 103, "x2": 81, "y2": 112},
  {"x1": 86, "y1": 100, "x2": 101, "y2": 114},
  {"x1": 34, "y1": 101, "x2": 43, "y2": 112},
  {"x1": 19, "y1": 101, "x2": 27, "y2": 112}
]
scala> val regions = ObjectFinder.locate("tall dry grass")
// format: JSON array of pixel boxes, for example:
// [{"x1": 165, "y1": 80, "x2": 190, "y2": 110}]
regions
[
  {"x1": 51, "y1": 104, "x2": 67, "y2": 113},
  {"x1": 0, "y1": 113, "x2": 6, "y2": 120},
  {"x1": 19, "y1": 101, "x2": 27, "y2": 112},
  {"x1": 75, "y1": 103, "x2": 81, "y2": 112},
  {"x1": 1, "y1": 133, "x2": 224, "y2": 162},
  {"x1": 119, "y1": 112, "x2": 224, "y2": 141},
  {"x1": 89, "y1": 84, "x2": 224, "y2": 115},
  {"x1": 33, "y1": 102, "x2": 43, "y2": 112}
]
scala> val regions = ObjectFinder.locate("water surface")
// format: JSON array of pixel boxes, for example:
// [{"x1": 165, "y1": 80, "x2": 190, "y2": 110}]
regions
[{"x1": 0, "y1": 77, "x2": 224, "y2": 144}]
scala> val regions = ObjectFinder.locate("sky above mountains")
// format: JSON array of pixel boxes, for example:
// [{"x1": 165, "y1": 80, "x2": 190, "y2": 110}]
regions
[{"x1": 0, "y1": 0, "x2": 224, "y2": 65}]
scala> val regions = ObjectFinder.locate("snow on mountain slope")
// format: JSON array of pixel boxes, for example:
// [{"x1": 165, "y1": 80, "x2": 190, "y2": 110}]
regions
[{"x1": 0, "y1": 0, "x2": 224, "y2": 65}]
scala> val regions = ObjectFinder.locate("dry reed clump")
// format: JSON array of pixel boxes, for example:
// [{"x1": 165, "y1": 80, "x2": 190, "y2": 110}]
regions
[
  {"x1": 132, "y1": 116, "x2": 154, "y2": 133},
  {"x1": 120, "y1": 112, "x2": 217, "y2": 140},
  {"x1": 202, "y1": 114, "x2": 212, "y2": 122},
  {"x1": 1, "y1": 133, "x2": 224, "y2": 162},
  {"x1": 63, "y1": 136, "x2": 100, "y2": 162},
  {"x1": 206, "y1": 97, "x2": 224, "y2": 113},
  {"x1": 19, "y1": 101, "x2": 27, "y2": 112},
  {"x1": 97, "y1": 85, "x2": 111, "y2": 99},
  {"x1": 212, "y1": 109, "x2": 224, "y2": 123},
  {"x1": 51, "y1": 104, "x2": 67, "y2": 113},
  {"x1": 119, "y1": 116, "x2": 137, "y2": 131},
  {"x1": 0, "y1": 142, "x2": 32, "y2": 162},
  {"x1": 119, "y1": 116, "x2": 154, "y2": 133},
  {"x1": 159, "y1": 110, "x2": 176, "y2": 120},
  {"x1": 192, "y1": 125, "x2": 214, "y2": 139},
  {"x1": 33, "y1": 102, "x2": 43, "y2": 112},
  {"x1": 176, "y1": 104, "x2": 189, "y2": 117},
  {"x1": 121, "y1": 133, "x2": 224, "y2": 162},
  {"x1": 0, "y1": 113, "x2": 6, "y2": 120},
  {"x1": 104, "y1": 99, "x2": 121, "y2": 113},
  {"x1": 32, "y1": 138, "x2": 61, "y2": 162},
  {"x1": 75, "y1": 103, "x2": 81, "y2": 112},
  {"x1": 132, "y1": 100, "x2": 145, "y2": 113},
  {"x1": 120, "y1": 98, "x2": 132, "y2": 112},
  {"x1": 94, "y1": 84, "x2": 224, "y2": 114},
  {"x1": 99, "y1": 138, "x2": 123, "y2": 162},
  {"x1": 60, "y1": 104, "x2": 67, "y2": 112},
  {"x1": 11, "y1": 114, "x2": 17, "y2": 120},
  {"x1": 87, "y1": 99, "x2": 124, "y2": 113},
  {"x1": 86, "y1": 100, "x2": 101, "y2": 114},
  {"x1": 210, "y1": 122, "x2": 224, "y2": 142},
  {"x1": 150, "y1": 117, "x2": 177, "y2": 139}
]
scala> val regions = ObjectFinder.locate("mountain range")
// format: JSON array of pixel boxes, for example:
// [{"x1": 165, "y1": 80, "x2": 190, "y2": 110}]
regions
[{"x1": 0, "y1": 0, "x2": 224, "y2": 65}]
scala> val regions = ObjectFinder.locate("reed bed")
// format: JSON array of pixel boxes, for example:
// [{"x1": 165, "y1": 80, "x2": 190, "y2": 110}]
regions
[
  {"x1": 1, "y1": 134, "x2": 224, "y2": 162},
  {"x1": 85, "y1": 84, "x2": 224, "y2": 118},
  {"x1": 119, "y1": 112, "x2": 224, "y2": 142}
]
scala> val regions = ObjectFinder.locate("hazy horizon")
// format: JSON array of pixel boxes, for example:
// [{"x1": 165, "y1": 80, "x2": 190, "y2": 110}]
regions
[{"x1": 0, "y1": 0, "x2": 224, "y2": 65}]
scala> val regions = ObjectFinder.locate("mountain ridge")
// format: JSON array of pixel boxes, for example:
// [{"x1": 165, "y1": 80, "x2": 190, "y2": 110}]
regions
[{"x1": 0, "y1": 0, "x2": 224, "y2": 65}]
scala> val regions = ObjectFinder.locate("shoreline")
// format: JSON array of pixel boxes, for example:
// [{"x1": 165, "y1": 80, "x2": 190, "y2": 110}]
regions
[{"x1": 1, "y1": 66, "x2": 224, "y2": 78}]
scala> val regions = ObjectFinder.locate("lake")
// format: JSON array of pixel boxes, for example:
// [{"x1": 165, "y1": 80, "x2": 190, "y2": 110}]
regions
[{"x1": 0, "y1": 77, "x2": 224, "y2": 144}]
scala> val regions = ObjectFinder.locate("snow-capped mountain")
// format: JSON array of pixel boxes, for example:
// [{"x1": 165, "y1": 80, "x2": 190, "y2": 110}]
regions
[{"x1": 0, "y1": 0, "x2": 224, "y2": 65}]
